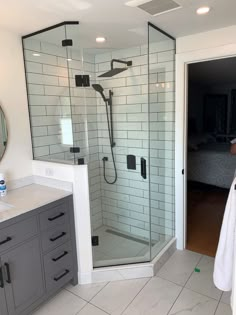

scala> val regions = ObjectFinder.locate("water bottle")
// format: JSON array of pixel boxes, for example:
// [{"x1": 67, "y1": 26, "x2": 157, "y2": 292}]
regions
[{"x1": 0, "y1": 173, "x2": 7, "y2": 197}]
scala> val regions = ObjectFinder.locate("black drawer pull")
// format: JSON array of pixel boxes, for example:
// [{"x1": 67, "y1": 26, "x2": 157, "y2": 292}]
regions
[
  {"x1": 50, "y1": 232, "x2": 66, "y2": 242},
  {"x1": 52, "y1": 251, "x2": 68, "y2": 262},
  {"x1": 48, "y1": 212, "x2": 65, "y2": 222},
  {"x1": 0, "y1": 266, "x2": 4, "y2": 288},
  {"x1": 54, "y1": 269, "x2": 69, "y2": 282},
  {"x1": 4, "y1": 263, "x2": 11, "y2": 284},
  {"x1": 0, "y1": 237, "x2": 12, "y2": 246}
]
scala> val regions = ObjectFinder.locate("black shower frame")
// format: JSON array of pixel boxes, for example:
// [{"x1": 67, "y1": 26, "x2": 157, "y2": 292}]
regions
[
  {"x1": 22, "y1": 21, "x2": 79, "y2": 39},
  {"x1": 21, "y1": 21, "x2": 79, "y2": 163}
]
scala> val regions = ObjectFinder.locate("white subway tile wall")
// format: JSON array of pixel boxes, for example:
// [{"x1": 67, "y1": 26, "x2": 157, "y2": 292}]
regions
[
  {"x1": 95, "y1": 40, "x2": 175, "y2": 244},
  {"x1": 24, "y1": 37, "x2": 175, "y2": 253},
  {"x1": 24, "y1": 38, "x2": 103, "y2": 230}
]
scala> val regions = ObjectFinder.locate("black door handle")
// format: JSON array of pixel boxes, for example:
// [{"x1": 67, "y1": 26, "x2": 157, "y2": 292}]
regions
[
  {"x1": 50, "y1": 232, "x2": 66, "y2": 242},
  {"x1": 0, "y1": 266, "x2": 4, "y2": 288},
  {"x1": 4, "y1": 263, "x2": 11, "y2": 284},
  {"x1": 141, "y1": 158, "x2": 147, "y2": 179},
  {"x1": 54, "y1": 269, "x2": 70, "y2": 282},
  {"x1": 52, "y1": 251, "x2": 68, "y2": 262},
  {"x1": 0, "y1": 237, "x2": 12, "y2": 246},
  {"x1": 48, "y1": 212, "x2": 65, "y2": 222}
]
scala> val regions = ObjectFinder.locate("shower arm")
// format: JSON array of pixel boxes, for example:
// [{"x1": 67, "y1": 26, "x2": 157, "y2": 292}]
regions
[{"x1": 111, "y1": 59, "x2": 132, "y2": 70}]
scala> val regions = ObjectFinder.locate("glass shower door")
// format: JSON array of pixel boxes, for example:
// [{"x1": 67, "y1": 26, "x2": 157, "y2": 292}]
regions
[
  {"x1": 148, "y1": 23, "x2": 176, "y2": 260},
  {"x1": 92, "y1": 46, "x2": 152, "y2": 267}
]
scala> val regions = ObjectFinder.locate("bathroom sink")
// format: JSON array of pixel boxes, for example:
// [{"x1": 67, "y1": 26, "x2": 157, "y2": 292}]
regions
[{"x1": 0, "y1": 201, "x2": 13, "y2": 212}]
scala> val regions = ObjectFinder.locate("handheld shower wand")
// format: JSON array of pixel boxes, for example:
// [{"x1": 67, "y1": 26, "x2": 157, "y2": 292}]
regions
[{"x1": 92, "y1": 84, "x2": 117, "y2": 184}]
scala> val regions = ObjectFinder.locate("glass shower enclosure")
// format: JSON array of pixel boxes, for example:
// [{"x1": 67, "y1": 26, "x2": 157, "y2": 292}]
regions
[{"x1": 22, "y1": 21, "x2": 175, "y2": 268}]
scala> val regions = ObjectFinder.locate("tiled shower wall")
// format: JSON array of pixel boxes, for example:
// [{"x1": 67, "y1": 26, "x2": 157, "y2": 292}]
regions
[
  {"x1": 24, "y1": 38, "x2": 175, "y2": 242},
  {"x1": 95, "y1": 41, "x2": 175, "y2": 241},
  {"x1": 23, "y1": 39, "x2": 103, "y2": 230}
]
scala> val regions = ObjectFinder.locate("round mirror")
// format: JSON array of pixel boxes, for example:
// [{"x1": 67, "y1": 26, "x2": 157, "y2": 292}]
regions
[{"x1": 0, "y1": 107, "x2": 7, "y2": 160}]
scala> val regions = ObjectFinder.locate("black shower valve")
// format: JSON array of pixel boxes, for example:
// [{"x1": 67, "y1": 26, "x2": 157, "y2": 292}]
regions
[{"x1": 102, "y1": 157, "x2": 108, "y2": 162}]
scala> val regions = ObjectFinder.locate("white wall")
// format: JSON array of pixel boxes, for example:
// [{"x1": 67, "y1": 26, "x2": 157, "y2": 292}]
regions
[
  {"x1": 177, "y1": 25, "x2": 236, "y2": 54},
  {"x1": 0, "y1": 28, "x2": 32, "y2": 180}
]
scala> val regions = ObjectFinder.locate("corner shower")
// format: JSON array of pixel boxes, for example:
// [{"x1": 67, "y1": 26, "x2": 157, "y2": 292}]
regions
[{"x1": 22, "y1": 21, "x2": 176, "y2": 268}]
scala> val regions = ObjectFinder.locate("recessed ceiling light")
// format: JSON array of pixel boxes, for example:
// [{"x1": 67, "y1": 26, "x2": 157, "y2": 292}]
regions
[
  {"x1": 32, "y1": 53, "x2": 40, "y2": 57},
  {"x1": 66, "y1": 58, "x2": 72, "y2": 61},
  {"x1": 96, "y1": 37, "x2": 106, "y2": 43},
  {"x1": 196, "y1": 6, "x2": 210, "y2": 15}
]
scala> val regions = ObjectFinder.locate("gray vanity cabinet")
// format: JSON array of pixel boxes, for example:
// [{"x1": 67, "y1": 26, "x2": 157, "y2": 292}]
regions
[
  {"x1": 2, "y1": 238, "x2": 44, "y2": 315},
  {"x1": 0, "y1": 195, "x2": 78, "y2": 315},
  {"x1": 0, "y1": 260, "x2": 8, "y2": 315}
]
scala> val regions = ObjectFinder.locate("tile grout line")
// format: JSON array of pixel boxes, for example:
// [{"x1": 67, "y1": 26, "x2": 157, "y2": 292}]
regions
[
  {"x1": 213, "y1": 291, "x2": 224, "y2": 315},
  {"x1": 65, "y1": 282, "x2": 111, "y2": 314},
  {"x1": 166, "y1": 253, "x2": 204, "y2": 315},
  {"x1": 86, "y1": 282, "x2": 112, "y2": 314},
  {"x1": 120, "y1": 277, "x2": 152, "y2": 314},
  {"x1": 184, "y1": 254, "x2": 224, "y2": 302}
]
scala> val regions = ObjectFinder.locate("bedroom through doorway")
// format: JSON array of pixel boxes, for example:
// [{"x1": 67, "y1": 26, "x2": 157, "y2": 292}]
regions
[{"x1": 186, "y1": 57, "x2": 236, "y2": 257}]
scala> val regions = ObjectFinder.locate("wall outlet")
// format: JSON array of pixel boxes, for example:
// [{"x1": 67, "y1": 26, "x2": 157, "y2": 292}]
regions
[{"x1": 45, "y1": 168, "x2": 54, "y2": 177}]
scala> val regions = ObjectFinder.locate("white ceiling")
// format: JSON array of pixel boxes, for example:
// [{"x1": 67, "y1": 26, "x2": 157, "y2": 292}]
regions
[{"x1": 1, "y1": 0, "x2": 236, "y2": 42}]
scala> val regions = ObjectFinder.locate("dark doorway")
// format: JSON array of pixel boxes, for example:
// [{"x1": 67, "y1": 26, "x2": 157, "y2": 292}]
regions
[{"x1": 187, "y1": 57, "x2": 236, "y2": 256}]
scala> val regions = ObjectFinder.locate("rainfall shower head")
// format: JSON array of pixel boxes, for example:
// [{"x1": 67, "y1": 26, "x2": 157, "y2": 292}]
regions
[
  {"x1": 92, "y1": 84, "x2": 107, "y2": 102},
  {"x1": 98, "y1": 59, "x2": 132, "y2": 78}
]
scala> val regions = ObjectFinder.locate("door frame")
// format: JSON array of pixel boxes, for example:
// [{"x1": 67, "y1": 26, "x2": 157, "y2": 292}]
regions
[{"x1": 175, "y1": 43, "x2": 236, "y2": 250}]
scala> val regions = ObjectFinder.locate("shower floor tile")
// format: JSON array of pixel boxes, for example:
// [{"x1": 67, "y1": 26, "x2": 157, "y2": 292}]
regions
[{"x1": 92, "y1": 226, "x2": 150, "y2": 266}]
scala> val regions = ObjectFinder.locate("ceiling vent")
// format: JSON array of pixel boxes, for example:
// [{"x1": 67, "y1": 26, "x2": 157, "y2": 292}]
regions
[{"x1": 137, "y1": 0, "x2": 181, "y2": 16}]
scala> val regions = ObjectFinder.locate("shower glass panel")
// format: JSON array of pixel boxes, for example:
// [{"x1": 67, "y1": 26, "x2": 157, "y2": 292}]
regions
[
  {"x1": 22, "y1": 23, "x2": 81, "y2": 164},
  {"x1": 64, "y1": 24, "x2": 152, "y2": 267},
  {"x1": 148, "y1": 23, "x2": 176, "y2": 260},
  {"x1": 92, "y1": 48, "x2": 151, "y2": 268},
  {"x1": 23, "y1": 22, "x2": 176, "y2": 269}
]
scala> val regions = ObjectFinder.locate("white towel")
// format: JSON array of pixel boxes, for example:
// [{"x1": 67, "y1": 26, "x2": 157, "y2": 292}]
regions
[{"x1": 214, "y1": 177, "x2": 236, "y2": 294}]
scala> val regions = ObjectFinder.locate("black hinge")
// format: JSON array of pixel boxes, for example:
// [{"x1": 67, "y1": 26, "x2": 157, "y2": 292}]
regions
[
  {"x1": 62, "y1": 39, "x2": 73, "y2": 47},
  {"x1": 182, "y1": 169, "x2": 184, "y2": 175},
  {"x1": 75, "y1": 75, "x2": 90, "y2": 87},
  {"x1": 235, "y1": 184, "x2": 236, "y2": 190},
  {"x1": 92, "y1": 236, "x2": 99, "y2": 246},
  {"x1": 70, "y1": 147, "x2": 80, "y2": 153}
]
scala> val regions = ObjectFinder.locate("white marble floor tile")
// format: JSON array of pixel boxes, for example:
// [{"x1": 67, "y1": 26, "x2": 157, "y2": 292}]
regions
[
  {"x1": 123, "y1": 277, "x2": 182, "y2": 315},
  {"x1": 215, "y1": 302, "x2": 232, "y2": 315},
  {"x1": 185, "y1": 256, "x2": 222, "y2": 300},
  {"x1": 157, "y1": 250, "x2": 202, "y2": 286},
  {"x1": 66, "y1": 282, "x2": 108, "y2": 302},
  {"x1": 32, "y1": 289, "x2": 87, "y2": 315},
  {"x1": 77, "y1": 303, "x2": 109, "y2": 315},
  {"x1": 169, "y1": 288, "x2": 218, "y2": 315},
  {"x1": 90, "y1": 278, "x2": 149, "y2": 315},
  {"x1": 221, "y1": 291, "x2": 231, "y2": 305}
]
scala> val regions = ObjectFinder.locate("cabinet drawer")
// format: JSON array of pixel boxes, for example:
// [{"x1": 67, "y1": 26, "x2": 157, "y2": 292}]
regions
[
  {"x1": 0, "y1": 217, "x2": 38, "y2": 253},
  {"x1": 39, "y1": 201, "x2": 69, "y2": 231},
  {"x1": 45, "y1": 262, "x2": 73, "y2": 293},
  {"x1": 44, "y1": 241, "x2": 73, "y2": 276},
  {"x1": 41, "y1": 224, "x2": 70, "y2": 253}
]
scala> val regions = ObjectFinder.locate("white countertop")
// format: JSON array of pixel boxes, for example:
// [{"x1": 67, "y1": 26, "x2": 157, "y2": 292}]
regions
[{"x1": 0, "y1": 184, "x2": 72, "y2": 223}]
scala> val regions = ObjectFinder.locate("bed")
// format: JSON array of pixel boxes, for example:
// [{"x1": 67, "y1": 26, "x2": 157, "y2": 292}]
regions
[{"x1": 188, "y1": 143, "x2": 236, "y2": 189}]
